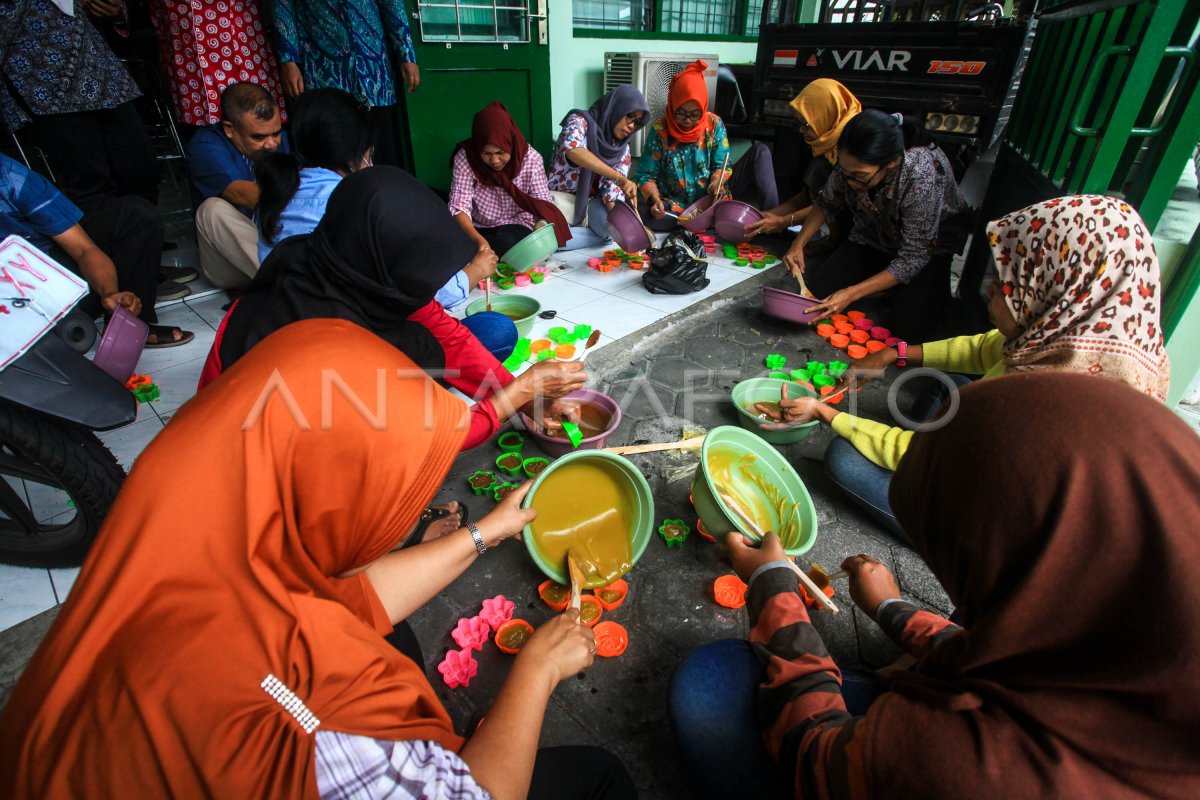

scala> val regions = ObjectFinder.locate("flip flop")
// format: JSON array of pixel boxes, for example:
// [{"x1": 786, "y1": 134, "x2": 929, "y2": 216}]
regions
[
  {"x1": 403, "y1": 502, "x2": 469, "y2": 549},
  {"x1": 145, "y1": 325, "x2": 195, "y2": 348}
]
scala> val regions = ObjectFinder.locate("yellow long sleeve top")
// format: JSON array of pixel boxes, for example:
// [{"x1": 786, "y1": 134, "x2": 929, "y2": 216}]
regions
[{"x1": 830, "y1": 330, "x2": 1008, "y2": 471}]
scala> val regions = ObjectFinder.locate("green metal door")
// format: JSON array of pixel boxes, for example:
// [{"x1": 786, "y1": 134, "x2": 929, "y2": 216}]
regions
[{"x1": 398, "y1": 0, "x2": 551, "y2": 193}]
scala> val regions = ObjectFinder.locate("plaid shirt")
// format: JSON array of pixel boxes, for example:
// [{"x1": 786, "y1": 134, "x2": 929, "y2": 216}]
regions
[
  {"x1": 314, "y1": 730, "x2": 491, "y2": 800},
  {"x1": 447, "y1": 144, "x2": 551, "y2": 230}
]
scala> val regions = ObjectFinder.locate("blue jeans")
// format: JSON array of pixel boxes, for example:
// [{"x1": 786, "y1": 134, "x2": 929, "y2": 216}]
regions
[
  {"x1": 668, "y1": 640, "x2": 887, "y2": 800},
  {"x1": 558, "y1": 196, "x2": 612, "y2": 251},
  {"x1": 825, "y1": 373, "x2": 974, "y2": 539}
]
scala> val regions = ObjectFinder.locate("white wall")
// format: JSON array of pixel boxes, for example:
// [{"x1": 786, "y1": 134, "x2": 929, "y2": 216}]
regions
[{"x1": 546, "y1": 10, "x2": 759, "y2": 141}]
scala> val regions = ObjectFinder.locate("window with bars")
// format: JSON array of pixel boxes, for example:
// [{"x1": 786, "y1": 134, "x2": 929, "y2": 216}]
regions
[
  {"x1": 417, "y1": 0, "x2": 530, "y2": 43},
  {"x1": 573, "y1": 0, "x2": 764, "y2": 37}
]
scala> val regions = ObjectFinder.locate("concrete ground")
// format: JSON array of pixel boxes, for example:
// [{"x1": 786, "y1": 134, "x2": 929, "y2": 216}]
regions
[{"x1": 409, "y1": 267, "x2": 952, "y2": 798}]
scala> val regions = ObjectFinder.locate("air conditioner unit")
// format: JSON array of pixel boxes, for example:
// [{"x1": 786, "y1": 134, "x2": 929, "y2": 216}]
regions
[{"x1": 603, "y1": 52, "x2": 719, "y2": 157}]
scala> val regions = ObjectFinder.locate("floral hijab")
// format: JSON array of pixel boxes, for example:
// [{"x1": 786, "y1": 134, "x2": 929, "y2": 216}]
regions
[{"x1": 989, "y1": 195, "x2": 1170, "y2": 400}]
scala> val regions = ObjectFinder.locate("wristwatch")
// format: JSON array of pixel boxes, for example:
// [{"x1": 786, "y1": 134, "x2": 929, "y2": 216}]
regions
[
  {"x1": 895, "y1": 341, "x2": 908, "y2": 367},
  {"x1": 467, "y1": 522, "x2": 487, "y2": 556}
]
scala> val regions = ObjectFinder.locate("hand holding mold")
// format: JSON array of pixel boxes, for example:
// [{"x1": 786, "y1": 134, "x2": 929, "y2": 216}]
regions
[{"x1": 841, "y1": 554, "x2": 900, "y2": 620}]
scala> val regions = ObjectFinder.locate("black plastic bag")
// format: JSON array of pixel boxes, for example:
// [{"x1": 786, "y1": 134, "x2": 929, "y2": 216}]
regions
[{"x1": 642, "y1": 230, "x2": 710, "y2": 294}]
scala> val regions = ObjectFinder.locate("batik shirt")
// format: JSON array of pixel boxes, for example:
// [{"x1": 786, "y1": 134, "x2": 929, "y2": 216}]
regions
[
  {"x1": 634, "y1": 112, "x2": 731, "y2": 212},
  {"x1": 0, "y1": 0, "x2": 140, "y2": 131},
  {"x1": 817, "y1": 145, "x2": 966, "y2": 283},
  {"x1": 546, "y1": 112, "x2": 629, "y2": 205},
  {"x1": 267, "y1": 0, "x2": 417, "y2": 108}
]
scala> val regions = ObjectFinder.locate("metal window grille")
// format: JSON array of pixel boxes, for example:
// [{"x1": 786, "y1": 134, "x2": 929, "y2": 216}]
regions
[
  {"x1": 572, "y1": 0, "x2": 654, "y2": 31},
  {"x1": 417, "y1": 1, "x2": 530, "y2": 43},
  {"x1": 659, "y1": 0, "x2": 737, "y2": 35},
  {"x1": 745, "y1": 0, "x2": 766, "y2": 36}
]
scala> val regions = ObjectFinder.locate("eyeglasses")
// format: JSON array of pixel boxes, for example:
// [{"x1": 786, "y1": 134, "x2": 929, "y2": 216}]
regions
[
  {"x1": 834, "y1": 163, "x2": 884, "y2": 188},
  {"x1": 673, "y1": 109, "x2": 704, "y2": 124}
]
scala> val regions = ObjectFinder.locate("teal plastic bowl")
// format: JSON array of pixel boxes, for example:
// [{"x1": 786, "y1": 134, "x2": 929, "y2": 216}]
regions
[
  {"x1": 501, "y1": 224, "x2": 558, "y2": 271},
  {"x1": 690, "y1": 425, "x2": 818, "y2": 555},
  {"x1": 465, "y1": 294, "x2": 541, "y2": 340},
  {"x1": 521, "y1": 450, "x2": 654, "y2": 586},
  {"x1": 731, "y1": 378, "x2": 820, "y2": 445}
]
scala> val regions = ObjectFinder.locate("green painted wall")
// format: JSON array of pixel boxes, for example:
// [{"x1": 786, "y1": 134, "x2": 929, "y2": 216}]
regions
[{"x1": 546, "y1": 11, "x2": 759, "y2": 143}]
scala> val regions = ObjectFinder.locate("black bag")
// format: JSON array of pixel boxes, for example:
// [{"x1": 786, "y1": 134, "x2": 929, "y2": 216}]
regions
[{"x1": 642, "y1": 230, "x2": 710, "y2": 294}]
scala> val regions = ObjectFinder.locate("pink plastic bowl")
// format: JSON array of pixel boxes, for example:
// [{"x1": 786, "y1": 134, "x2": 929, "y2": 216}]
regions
[
  {"x1": 606, "y1": 202, "x2": 652, "y2": 253},
  {"x1": 714, "y1": 200, "x2": 764, "y2": 244},
  {"x1": 92, "y1": 305, "x2": 147, "y2": 382},
  {"x1": 761, "y1": 286, "x2": 824, "y2": 325},
  {"x1": 679, "y1": 195, "x2": 719, "y2": 234},
  {"x1": 518, "y1": 389, "x2": 622, "y2": 457}
]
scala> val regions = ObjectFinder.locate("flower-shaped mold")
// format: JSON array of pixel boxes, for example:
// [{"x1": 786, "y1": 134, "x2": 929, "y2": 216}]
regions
[
  {"x1": 451, "y1": 616, "x2": 490, "y2": 652},
  {"x1": 437, "y1": 649, "x2": 478, "y2": 689},
  {"x1": 467, "y1": 470, "x2": 497, "y2": 496},
  {"x1": 658, "y1": 518, "x2": 691, "y2": 548},
  {"x1": 764, "y1": 354, "x2": 787, "y2": 369},
  {"x1": 479, "y1": 595, "x2": 515, "y2": 629}
]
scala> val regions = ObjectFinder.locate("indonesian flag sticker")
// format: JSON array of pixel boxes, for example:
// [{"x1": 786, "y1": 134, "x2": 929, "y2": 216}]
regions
[{"x1": 773, "y1": 49, "x2": 798, "y2": 67}]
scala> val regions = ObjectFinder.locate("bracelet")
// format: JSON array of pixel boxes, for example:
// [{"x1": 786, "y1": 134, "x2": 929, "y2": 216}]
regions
[{"x1": 467, "y1": 522, "x2": 487, "y2": 556}]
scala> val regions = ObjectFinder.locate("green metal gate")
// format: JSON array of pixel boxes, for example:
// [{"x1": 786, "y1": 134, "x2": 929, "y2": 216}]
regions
[{"x1": 966, "y1": 0, "x2": 1200, "y2": 402}]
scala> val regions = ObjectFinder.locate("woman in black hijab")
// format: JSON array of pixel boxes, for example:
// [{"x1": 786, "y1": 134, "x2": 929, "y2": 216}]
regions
[{"x1": 200, "y1": 166, "x2": 585, "y2": 450}]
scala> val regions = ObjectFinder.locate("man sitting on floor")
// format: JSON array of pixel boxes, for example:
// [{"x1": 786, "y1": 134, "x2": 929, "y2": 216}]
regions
[
  {"x1": 188, "y1": 83, "x2": 288, "y2": 289},
  {"x1": 0, "y1": 153, "x2": 193, "y2": 347}
]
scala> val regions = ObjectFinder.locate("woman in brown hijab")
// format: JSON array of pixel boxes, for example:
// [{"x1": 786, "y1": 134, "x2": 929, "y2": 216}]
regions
[
  {"x1": 671, "y1": 372, "x2": 1200, "y2": 799},
  {"x1": 0, "y1": 319, "x2": 634, "y2": 799}
]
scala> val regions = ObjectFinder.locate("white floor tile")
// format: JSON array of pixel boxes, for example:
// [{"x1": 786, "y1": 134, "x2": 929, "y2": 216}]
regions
[
  {"x1": 560, "y1": 294, "x2": 664, "y2": 340},
  {"x1": 505, "y1": 278, "x2": 608, "y2": 316},
  {"x1": 49, "y1": 565, "x2": 81, "y2": 603},
  {"x1": 0, "y1": 564, "x2": 56, "y2": 632},
  {"x1": 142, "y1": 356, "x2": 206, "y2": 415},
  {"x1": 97, "y1": 415, "x2": 165, "y2": 470},
  {"x1": 613, "y1": 282, "x2": 714, "y2": 314},
  {"x1": 134, "y1": 324, "x2": 215, "y2": 375},
  {"x1": 184, "y1": 292, "x2": 233, "y2": 329},
  {"x1": 703, "y1": 262, "x2": 763, "y2": 294},
  {"x1": 556, "y1": 264, "x2": 644, "y2": 293}
]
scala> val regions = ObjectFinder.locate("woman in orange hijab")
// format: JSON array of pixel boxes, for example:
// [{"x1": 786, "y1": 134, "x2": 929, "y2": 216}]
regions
[
  {"x1": 0, "y1": 320, "x2": 634, "y2": 799},
  {"x1": 634, "y1": 60, "x2": 778, "y2": 230},
  {"x1": 746, "y1": 78, "x2": 861, "y2": 245}
]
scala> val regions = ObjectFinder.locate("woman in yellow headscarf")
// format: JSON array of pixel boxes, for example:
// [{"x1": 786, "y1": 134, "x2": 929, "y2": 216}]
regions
[{"x1": 745, "y1": 78, "x2": 861, "y2": 244}]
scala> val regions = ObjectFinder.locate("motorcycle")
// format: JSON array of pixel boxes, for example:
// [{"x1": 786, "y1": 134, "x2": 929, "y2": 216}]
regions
[{"x1": 0, "y1": 238, "x2": 136, "y2": 568}]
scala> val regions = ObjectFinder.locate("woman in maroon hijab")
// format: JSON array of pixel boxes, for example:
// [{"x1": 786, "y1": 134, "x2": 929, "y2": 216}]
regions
[
  {"x1": 448, "y1": 101, "x2": 570, "y2": 257},
  {"x1": 671, "y1": 372, "x2": 1200, "y2": 799}
]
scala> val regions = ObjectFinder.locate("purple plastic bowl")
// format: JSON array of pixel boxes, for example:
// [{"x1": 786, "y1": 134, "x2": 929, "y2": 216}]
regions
[
  {"x1": 762, "y1": 286, "x2": 824, "y2": 325},
  {"x1": 606, "y1": 202, "x2": 652, "y2": 253},
  {"x1": 678, "y1": 195, "x2": 718, "y2": 233},
  {"x1": 519, "y1": 388, "x2": 622, "y2": 457},
  {"x1": 713, "y1": 200, "x2": 764, "y2": 244},
  {"x1": 92, "y1": 305, "x2": 148, "y2": 382}
]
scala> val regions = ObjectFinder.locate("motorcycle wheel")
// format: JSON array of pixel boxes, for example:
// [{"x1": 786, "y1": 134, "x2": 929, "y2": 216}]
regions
[{"x1": 0, "y1": 403, "x2": 126, "y2": 568}]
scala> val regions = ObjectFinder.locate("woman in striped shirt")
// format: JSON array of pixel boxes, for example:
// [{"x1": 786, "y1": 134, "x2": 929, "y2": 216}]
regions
[{"x1": 669, "y1": 373, "x2": 1200, "y2": 799}]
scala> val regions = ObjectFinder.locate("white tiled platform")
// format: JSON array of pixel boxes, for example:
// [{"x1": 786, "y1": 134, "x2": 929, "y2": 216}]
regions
[{"x1": 0, "y1": 235, "x2": 776, "y2": 631}]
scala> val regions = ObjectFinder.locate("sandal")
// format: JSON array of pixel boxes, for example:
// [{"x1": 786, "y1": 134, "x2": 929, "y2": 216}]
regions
[
  {"x1": 145, "y1": 325, "x2": 195, "y2": 348},
  {"x1": 402, "y1": 502, "x2": 469, "y2": 549}
]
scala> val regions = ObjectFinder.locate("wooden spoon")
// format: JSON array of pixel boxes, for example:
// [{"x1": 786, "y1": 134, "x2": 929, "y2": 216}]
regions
[
  {"x1": 573, "y1": 328, "x2": 602, "y2": 362},
  {"x1": 721, "y1": 493, "x2": 838, "y2": 613},
  {"x1": 567, "y1": 550, "x2": 586, "y2": 615},
  {"x1": 485, "y1": 276, "x2": 492, "y2": 312}
]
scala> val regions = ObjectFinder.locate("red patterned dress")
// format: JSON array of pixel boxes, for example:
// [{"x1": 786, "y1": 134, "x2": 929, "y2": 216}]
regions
[{"x1": 148, "y1": 1, "x2": 285, "y2": 126}]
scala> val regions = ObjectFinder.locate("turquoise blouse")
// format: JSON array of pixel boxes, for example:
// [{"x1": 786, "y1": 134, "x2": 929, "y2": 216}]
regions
[{"x1": 634, "y1": 113, "x2": 731, "y2": 212}]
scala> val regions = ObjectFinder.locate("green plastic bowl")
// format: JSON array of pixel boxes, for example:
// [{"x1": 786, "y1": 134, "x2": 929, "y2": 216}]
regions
[
  {"x1": 690, "y1": 425, "x2": 818, "y2": 556},
  {"x1": 731, "y1": 378, "x2": 820, "y2": 445},
  {"x1": 521, "y1": 450, "x2": 654, "y2": 586},
  {"x1": 465, "y1": 295, "x2": 541, "y2": 339},
  {"x1": 501, "y1": 224, "x2": 558, "y2": 271}
]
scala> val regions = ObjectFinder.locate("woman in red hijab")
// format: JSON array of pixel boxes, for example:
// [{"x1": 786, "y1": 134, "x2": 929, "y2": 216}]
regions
[
  {"x1": 634, "y1": 60, "x2": 778, "y2": 230},
  {"x1": 669, "y1": 372, "x2": 1200, "y2": 799},
  {"x1": 0, "y1": 320, "x2": 635, "y2": 799},
  {"x1": 449, "y1": 101, "x2": 571, "y2": 256}
]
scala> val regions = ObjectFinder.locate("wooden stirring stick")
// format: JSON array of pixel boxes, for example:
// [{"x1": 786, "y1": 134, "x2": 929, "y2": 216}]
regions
[
  {"x1": 605, "y1": 436, "x2": 705, "y2": 456},
  {"x1": 485, "y1": 276, "x2": 492, "y2": 312},
  {"x1": 574, "y1": 329, "x2": 602, "y2": 362},
  {"x1": 721, "y1": 494, "x2": 839, "y2": 614},
  {"x1": 567, "y1": 551, "x2": 585, "y2": 616},
  {"x1": 713, "y1": 153, "x2": 731, "y2": 200}
]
